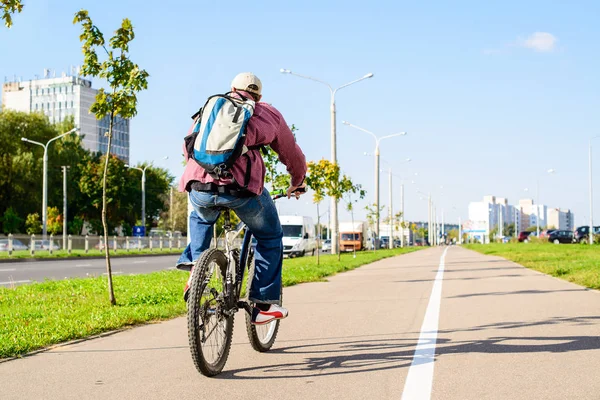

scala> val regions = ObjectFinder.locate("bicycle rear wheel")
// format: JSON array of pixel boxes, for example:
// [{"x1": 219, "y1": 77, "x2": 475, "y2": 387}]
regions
[
  {"x1": 187, "y1": 248, "x2": 233, "y2": 376},
  {"x1": 245, "y1": 252, "x2": 282, "y2": 352}
]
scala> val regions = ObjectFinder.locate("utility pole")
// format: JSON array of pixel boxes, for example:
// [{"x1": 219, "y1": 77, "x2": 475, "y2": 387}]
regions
[
  {"x1": 62, "y1": 166, "x2": 69, "y2": 250},
  {"x1": 388, "y1": 167, "x2": 393, "y2": 249},
  {"x1": 400, "y1": 183, "x2": 405, "y2": 247},
  {"x1": 170, "y1": 186, "x2": 174, "y2": 232}
]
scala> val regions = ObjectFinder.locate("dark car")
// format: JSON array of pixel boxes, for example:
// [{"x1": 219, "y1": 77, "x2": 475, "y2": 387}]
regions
[
  {"x1": 548, "y1": 230, "x2": 574, "y2": 244},
  {"x1": 574, "y1": 226, "x2": 600, "y2": 244},
  {"x1": 380, "y1": 236, "x2": 390, "y2": 249},
  {"x1": 518, "y1": 231, "x2": 534, "y2": 242}
]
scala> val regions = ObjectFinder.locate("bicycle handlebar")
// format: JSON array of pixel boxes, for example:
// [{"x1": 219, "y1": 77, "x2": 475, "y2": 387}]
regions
[{"x1": 271, "y1": 187, "x2": 306, "y2": 200}]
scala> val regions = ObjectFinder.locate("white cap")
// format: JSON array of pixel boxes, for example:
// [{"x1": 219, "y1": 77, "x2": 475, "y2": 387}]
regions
[{"x1": 231, "y1": 72, "x2": 262, "y2": 96}]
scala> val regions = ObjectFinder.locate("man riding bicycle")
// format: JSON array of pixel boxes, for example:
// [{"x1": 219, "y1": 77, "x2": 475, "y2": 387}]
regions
[{"x1": 177, "y1": 72, "x2": 307, "y2": 325}]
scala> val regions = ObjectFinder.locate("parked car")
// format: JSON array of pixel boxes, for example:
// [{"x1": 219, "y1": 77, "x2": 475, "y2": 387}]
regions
[
  {"x1": 518, "y1": 231, "x2": 534, "y2": 242},
  {"x1": 95, "y1": 240, "x2": 122, "y2": 250},
  {"x1": 380, "y1": 236, "x2": 390, "y2": 249},
  {"x1": 125, "y1": 239, "x2": 148, "y2": 249},
  {"x1": 548, "y1": 230, "x2": 574, "y2": 244},
  {"x1": 321, "y1": 239, "x2": 331, "y2": 251},
  {"x1": 0, "y1": 239, "x2": 28, "y2": 251},
  {"x1": 30, "y1": 240, "x2": 60, "y2": 251},
  {"x1": 574, "y1": 226, "x2": 600, "y2": 244}
]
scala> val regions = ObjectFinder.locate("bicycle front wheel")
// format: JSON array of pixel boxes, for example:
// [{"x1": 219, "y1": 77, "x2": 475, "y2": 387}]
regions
[
  {"x1": 245, "y1": 252, "x2": 282, "y2": 352},
  {"x1": 187, "y1": 248, "x2": 233, "y2": 376}
]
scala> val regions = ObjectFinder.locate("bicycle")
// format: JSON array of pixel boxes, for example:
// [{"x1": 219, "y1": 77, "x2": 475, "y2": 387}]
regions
[{"x1": 186, "y1": 189, "x2": 302, "y2": 376}]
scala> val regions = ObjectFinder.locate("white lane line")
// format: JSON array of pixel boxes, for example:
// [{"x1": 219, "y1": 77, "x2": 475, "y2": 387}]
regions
[
  {"x1": 75, "y1": 264, "x2": 92, "y2": 267},
  {"x1": 0, "y1": 268, "x2": 17, "y2": 272},
  {"x1": 132, "y1": 261, "x2": 148, "y2": 264},
  {"x1": 0, "y1": 279, "x2": 31, "y2": 285},
  {"x1": 103, "y1": 271, "x2": 123, "y2": 275},
  {"x1": 402, "y1": 247, "x2": 449, "y2": 400}
]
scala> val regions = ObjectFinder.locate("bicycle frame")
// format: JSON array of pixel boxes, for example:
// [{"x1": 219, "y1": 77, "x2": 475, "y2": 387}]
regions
[{"x1": 219, "y1": 210, "x2": 254, "y2": 314}]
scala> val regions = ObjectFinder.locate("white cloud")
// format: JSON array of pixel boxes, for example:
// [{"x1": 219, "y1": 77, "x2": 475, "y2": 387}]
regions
[{"x1": 518, "y1": 32, "x2": 557, "y2": 52}]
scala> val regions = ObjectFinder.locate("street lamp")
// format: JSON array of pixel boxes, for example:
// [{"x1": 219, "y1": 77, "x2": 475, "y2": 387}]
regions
[
  {"x1": 343, "y1": 121, "x2": 407, "y2": 245},
  {"x1": 126, "y1": 156, "x2": 168, "y2": 235},
  {"x1": 21, "y1": 127, "x2": 80, "y2": 238},
  {"x1": 417, "y1": 190, "x2": 432, "y2": 246},
  {"x1": 125, "y1": 164, "x2": 149, "y2": 234},
  {"x1": 525, "y1": 168, "x2": 555, "y2": 238},
  {"x1": 280, "y1": 69, "x2": 374, "y2": 254},
  {"x1": 452, "y1": 206, "x2": 462, "y2": 244},
  {"x1": 589, "y1": 136, "x2": 600, "y2": 245}
]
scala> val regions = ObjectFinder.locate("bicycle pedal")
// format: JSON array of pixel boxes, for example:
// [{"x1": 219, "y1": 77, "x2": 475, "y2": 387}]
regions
[{"x1": 237, "y1": 301, "x2": 253, "y2": 315}]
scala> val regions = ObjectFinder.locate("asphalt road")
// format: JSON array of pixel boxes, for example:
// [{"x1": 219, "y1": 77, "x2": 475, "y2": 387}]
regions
[
  {"x1": 0, "y1": 255, "x2": 179, "y2": 286},
  {"x1": 3, "y1": 247, "x2": 600, "y2": 399},
  {"x1": 0, "y1": 251, "x2": 338, "y2": 287}
]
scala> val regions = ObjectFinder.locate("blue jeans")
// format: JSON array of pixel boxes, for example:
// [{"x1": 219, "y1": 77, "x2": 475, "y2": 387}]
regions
[{"x1": 177, "y1": 188, "x2": 283, "y2": 304}]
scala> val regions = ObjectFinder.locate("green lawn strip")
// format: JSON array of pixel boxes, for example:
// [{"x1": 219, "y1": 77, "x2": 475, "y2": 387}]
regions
[
  {"x1": 0, "y1": 247, "x2": 420, "y2": 359},
  {"x1": 464, "y1": 243, "x2": 600, "y2": 289},
  {"x1": 0, "y1": 248, "x2": 185, "y2": 260}
]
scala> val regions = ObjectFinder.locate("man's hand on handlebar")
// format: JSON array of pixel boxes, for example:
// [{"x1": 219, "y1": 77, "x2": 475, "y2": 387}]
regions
[{"x1": 286, "y1": 183, "x2": 307, "y2": 199}]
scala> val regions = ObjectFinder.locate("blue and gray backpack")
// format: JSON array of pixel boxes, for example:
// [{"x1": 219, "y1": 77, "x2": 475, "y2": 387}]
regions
[{"x1": 184, "y1": 92, "x2": 256, "y2": 187}]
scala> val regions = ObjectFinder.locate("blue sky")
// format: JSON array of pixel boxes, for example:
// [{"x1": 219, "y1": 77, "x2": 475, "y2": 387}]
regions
[{"x1": 2, "y1": 0, "x2": 599, "y2": 226}]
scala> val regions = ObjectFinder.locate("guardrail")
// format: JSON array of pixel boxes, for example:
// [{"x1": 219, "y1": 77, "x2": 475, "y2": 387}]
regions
[{"x1": 1, "y1": 234, "x2": 187, "y2": 256}]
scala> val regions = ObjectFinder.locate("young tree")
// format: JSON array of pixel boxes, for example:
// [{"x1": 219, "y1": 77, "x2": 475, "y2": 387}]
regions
[
  {"x1": 1, "y1": 0, "x2": 22, "y2": 28},
  {"x1": 74, "y1": 10, "x2": 149, "y2": 305},
  {"x1": 1, "y1": 207, "x2": 22, "y2": 234},
  {"x1": 306, "y1": 159, "x2": 364, "y2": 258},
  {"x1": 263, "y1": 124, "x2": 298, "y2": 191},
  {"x1": 365, "y1": 203, "x2": 385, "y2": 249},
  {"x1": 25, "y1": 213, "x2": 41, "y2": 235},
  {"x1": 46, "y1": 206, "x2": 62, "y2": 235}
]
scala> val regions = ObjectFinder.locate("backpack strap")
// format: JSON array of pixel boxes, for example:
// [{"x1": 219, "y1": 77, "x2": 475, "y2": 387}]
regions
[
  {"x1": 243, "y1": 155, "x2": 252, "y2": 189},
  {"x1": 190, "y1": 107, "x2": 202, "y2": 120}
]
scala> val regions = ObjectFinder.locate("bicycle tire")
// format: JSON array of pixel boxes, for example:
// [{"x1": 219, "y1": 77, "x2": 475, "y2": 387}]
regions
[
  {"x1": 187, "y1": 248, "x2": 233, "y2": 376},
  {"x1": 245, "y1": 251, "x2": 282, "y2": 352}
]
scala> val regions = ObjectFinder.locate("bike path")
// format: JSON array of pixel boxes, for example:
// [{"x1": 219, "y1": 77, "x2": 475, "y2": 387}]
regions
[{"x1": 3, "y1": 247, "x2": 600, "y2": 399}]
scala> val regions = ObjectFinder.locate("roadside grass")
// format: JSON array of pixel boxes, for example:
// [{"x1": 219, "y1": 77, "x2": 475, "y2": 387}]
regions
[
  {"x1": 0, "y1": 247, "x2": 420, "y2": 358},
  {"x1": 0, "y1": 248, "x2": 184, "y2": 260},
  {"x1": 464, "y1": 243, "x2": 600, "y2": 289}
]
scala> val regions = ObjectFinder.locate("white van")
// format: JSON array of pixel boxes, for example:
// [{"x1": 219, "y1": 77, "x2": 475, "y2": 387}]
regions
[{"x1": 279, "y1": 215, "x2": 317, "y2": 257}]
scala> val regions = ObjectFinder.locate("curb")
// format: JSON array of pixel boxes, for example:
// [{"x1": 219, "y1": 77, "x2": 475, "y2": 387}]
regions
[
  {"x1": 0, "y1": 252, "x2": 181, "y2": 264},
  {"x1": 0, "y1": 327, "x2": 130, "y2": 364}
]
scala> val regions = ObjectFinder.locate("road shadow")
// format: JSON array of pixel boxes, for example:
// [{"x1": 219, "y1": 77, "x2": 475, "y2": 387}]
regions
[
  {"x1": 394, "y1": 274, "x2": 526, "y2": 283},
  {"x1": 436, "y1": 316, "x2": 600, "y2": 334},
  {"x1": 436, "y1": 335, "x2": 600, "y2": 356},
  {"x1": 217, "y1": 337, "x2": 418, "y2": 380},
  {"x1": 448, "y1": 288, "x2": 588, "y2": 299},
  {"x1": 216, "y1": 325, "x2": 600, "y2": 380}
]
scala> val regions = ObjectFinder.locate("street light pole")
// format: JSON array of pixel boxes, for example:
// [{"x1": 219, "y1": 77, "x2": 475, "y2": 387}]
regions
[
  {"x1": 400, "y1": 182, "x2": 405, "y2": 247},
  {"x1": 589, "y1": 137, "x2": 600, "y2": 245},
  {"x1": 534, "y1": 168, "x2": 556, "y2": 238},
  {"x1": 62, "y1": 166, "x2": 69, "y2": 250},
  {"x1": 281, "y1": 69, "x2": 374, "y2": 254},
  {"x1": 125, "y1": 164, "x2": 149, "y2": 235},
  {"x1": 22, "y1": 128, "x2": 79, "y2": 238},
  {"x1": 388, "y1": 167, "x2": 393, "y2": 249},
  {"x1": 342, "y1": 121, "x2": 406, "y2": 247}
]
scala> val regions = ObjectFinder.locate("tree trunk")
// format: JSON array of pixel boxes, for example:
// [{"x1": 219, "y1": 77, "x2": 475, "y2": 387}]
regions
[
  {"x1": 102, "y1": 113, "x2": 116, "y2": 305},
  {"x1": 316, "y1": 202, "x2": 320, "y2": 266}
]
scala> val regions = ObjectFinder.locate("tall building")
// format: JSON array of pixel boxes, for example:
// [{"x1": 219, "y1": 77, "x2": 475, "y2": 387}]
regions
[
  {"x1": 1, "y1": 71, "x2": 130, "y2": 162},
  {"x1": 519, "y1": 198, "x2": 547, "y2": 230},
  {"x1": 547, "y1": 208, "x2": 574, "y2": 231}
]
